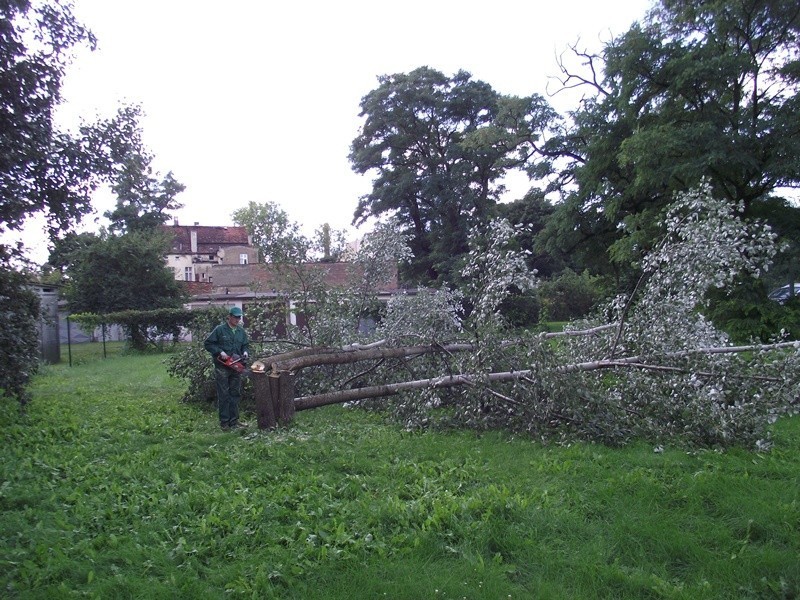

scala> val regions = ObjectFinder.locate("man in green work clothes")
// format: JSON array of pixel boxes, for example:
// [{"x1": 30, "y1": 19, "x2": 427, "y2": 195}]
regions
[{"x1": 204, "y1": 306, "x2": 250, "y2": 430}]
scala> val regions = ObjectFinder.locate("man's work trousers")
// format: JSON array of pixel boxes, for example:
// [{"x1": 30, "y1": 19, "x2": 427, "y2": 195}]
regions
[{"x1": 214, "y1": 366, "x2": 242, "y2": 426}]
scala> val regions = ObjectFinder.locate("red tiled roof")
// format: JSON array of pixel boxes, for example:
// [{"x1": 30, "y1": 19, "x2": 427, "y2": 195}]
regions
[{"x1": 162, "y1": 224, "x2": 250, "y2": 253}]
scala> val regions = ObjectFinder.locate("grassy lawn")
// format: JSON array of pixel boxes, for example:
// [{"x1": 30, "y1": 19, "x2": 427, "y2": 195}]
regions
[
  {"x1": 1, "y1": 353, "x2": 798, "y2": 599},
  {"x1": 59, "y1": 341, "x2": 164, "y2": 365}
]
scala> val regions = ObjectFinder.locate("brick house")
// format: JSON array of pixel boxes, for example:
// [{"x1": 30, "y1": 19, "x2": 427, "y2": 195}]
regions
[
  {"x1": 162, "y1": 222, "x2": 402, "y2": 337},
  {"x1": 162, "y1": 222, "x2": 258, "y2": 284}
]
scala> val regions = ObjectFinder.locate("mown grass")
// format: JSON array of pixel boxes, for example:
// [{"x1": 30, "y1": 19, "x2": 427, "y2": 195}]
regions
[
  {"x1": 1, "y1": 353, "x2": 798, "y2": 599},
  {"x1": 60, "y1": 341, "x2": 165, "y2": 365}
]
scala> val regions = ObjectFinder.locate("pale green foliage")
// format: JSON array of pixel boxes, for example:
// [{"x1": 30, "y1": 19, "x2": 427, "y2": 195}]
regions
[
  {"x1": 549, "y1": 185, "x2": 795, "y2": 447},
  {"x1": 350, "y1": 219, "x2": 413, "y2": 291},
  {"x1": 354, "y1": 220, "x2": 539, "y2": 427},
  {"x1": 607, "y1": 182, "x2": 778, "y2": 356},
  {"x1": 360, "y1": 186, "x2": 798, "y2": 448},
  {"x1": 377, "y1": 288, "x2": 463, "y2": 344},
  {"x1": 461, "y1": 219, "x2": 538, "y2": 329},
  {"x1": 286, "y1": 220, "x2": 412, "y2": 349},
  {"x1": 641, "y1": 183, "x2": 777, "y2": 315}
]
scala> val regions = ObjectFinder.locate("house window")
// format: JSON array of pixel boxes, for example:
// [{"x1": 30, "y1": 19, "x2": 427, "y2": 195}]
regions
[
  {"x1": 239, "y1": 253, "x2": 248, "y2": 265},
  {"x1": 184, "y1": 267, "x2": 193, "y2": 281}
]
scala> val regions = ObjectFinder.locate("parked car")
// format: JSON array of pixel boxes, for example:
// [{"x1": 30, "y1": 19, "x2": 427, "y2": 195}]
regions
[{"x1": 768, "y1": 283, "x2": 800, "y2": 304}]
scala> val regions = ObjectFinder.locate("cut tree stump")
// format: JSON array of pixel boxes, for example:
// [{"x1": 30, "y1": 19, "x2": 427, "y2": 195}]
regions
[{"x1": 253, "y1": 371, "x2": 295, "y2": 429}]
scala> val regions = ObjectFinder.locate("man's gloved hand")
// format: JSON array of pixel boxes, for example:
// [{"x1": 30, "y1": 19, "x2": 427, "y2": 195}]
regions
[{"x1": 219, "y1": 351, "x2": 229, "y2": 360}]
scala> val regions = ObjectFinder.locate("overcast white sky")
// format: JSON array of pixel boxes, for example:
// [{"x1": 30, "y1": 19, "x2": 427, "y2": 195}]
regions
[{"x1": 19, "y1": 0, "x2": 655, "y2": 263}]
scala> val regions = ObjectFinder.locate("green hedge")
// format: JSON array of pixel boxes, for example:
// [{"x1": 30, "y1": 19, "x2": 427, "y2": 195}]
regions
[{"x1": 69, "y1": 307, "x2": 221, "y2": 350}]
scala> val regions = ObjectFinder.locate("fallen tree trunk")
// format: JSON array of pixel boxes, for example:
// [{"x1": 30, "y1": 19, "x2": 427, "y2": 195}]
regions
[
  {"x1": 264, "y1": 324, "x2": 620, "y2": 374},
  {"x1": 268, "y1": 343, "x2": 479, "y2": 373},
  {"x1": 294, "y1": 371, "x2": 530, "y2": 410},
  {"x1": 293, "y1": 341, "x2": 796, "y2": 411}
]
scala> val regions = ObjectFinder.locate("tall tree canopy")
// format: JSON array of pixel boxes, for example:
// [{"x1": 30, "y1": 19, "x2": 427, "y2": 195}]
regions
[
  {"x1": 0, "y1": 1, "x2": 157, "y2": 257},
  {"x1": 0, "y1": 0, "x2": 99, "y2": 256},
  {"x1": 101, "y1": 106, "x2": 185, "y2": 234},
  {"x1": 350, "y1": 66, "x2": 557, "y2": 284},
  {"x1": 536, "y1": 0, "x2": 800, "y2": 283}
]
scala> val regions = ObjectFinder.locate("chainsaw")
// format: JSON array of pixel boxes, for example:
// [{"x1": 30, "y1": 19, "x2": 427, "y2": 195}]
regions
[{"x1": 217, "y1": 353, "x2": 247, "y2": 374}]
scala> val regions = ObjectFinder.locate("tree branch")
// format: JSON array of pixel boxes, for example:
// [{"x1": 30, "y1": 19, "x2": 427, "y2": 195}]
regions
[{"x1": 292, "y1": 340, "x2": 798, "y2": 410}]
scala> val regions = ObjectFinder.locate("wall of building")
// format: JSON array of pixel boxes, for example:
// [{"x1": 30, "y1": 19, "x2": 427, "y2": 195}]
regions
[
  {"x1": 219, "y1": 245, "x2": 258, "y2": 265},
  {"x1": 166, "y1": 253, "x2": 218, "y2": 283}
]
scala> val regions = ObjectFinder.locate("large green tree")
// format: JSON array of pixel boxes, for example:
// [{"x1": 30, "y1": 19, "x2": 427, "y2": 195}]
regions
[
  {"x1": 536, "y1": 0, "x2": 800, "y2": 285},
  {"x1": 0, "y1": 0, "x2": 144, "y2": 404},
  {"x1": 350, "y1": 66, "x2": 557, "y2": 285},
  {"x1": 1, "y1": 0, "x2": 98, "y2": 253},
  {"x1": 55, "y1": 105, "x2": 188, "y2": 342},
  {"x1": 232, "y1": 200, "x2": 306, "y2": 263},
  {"x1": 63, "y1": 230, "x2": 185, "y2": 348},
  {"x1": 63, "y1": 231, "x2": 184, "y2": 314}
]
